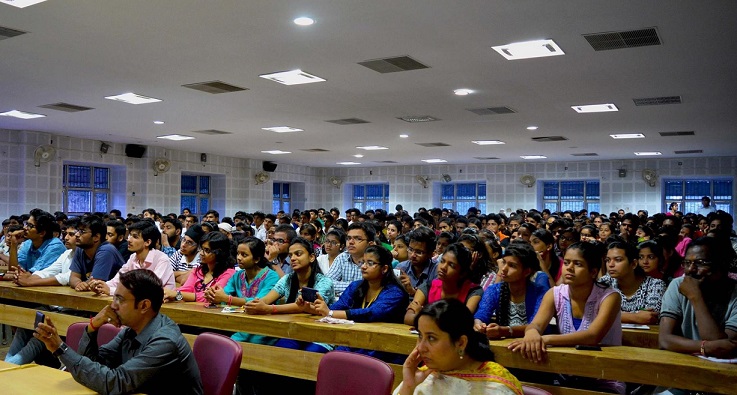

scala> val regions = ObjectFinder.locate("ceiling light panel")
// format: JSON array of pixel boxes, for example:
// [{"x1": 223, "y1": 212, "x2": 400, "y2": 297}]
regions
[
  {"x1": 0, "y1": 110, "x2": 45, "y2": 119},
  {"x1": 520, "y1": 155, "x2": 547, "y2": 159},
  {"x1": 472, "y1": 140, "x2": 505, "y2": 145},
  {"x1": 262, "y1": 126, "x2": 303, "y2": 133},
  {"x1": 356, "y1": 145, "x2": 388, "y2": 150},
  {"x1": 104, "y1": 92, "x2": 161, "y2": 105},
  {"x1": 0, "y1": 0, "x2": 47, "y2": 8},
  {"x1": 422, "y1": 159, "x2": 447, "y2": 163},
  {"x1": 634, "y1": 151, "x2": 662, "y2": 156},
  {"x1": 492, "y1": 39, "x2": 565, "y2": 60},
  {"x1": 610, "y1": 133, "x2": 645, "y2": 139},
  {"x1": 157, "y1": 134, "x2": 194, "y2": 141},
  {"x1": 259, "y1": 69, "x2": 325, "y2": 85},
  {"x1": 293, "y1": 17, "x2": 314, "y2": 26},
  {"x1": 337, "y1": 162, "x2": 361, "y2": 165},
  {"x1": 571, "y1": 103, "x2": 618, "y2": 113},
  {"x1": 262, "y1": 150, "x2": 291, "y2": 155}
]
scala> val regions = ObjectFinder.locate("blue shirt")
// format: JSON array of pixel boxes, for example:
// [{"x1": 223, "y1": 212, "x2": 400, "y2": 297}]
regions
[
  {"x1": 17, "y1": 237, "x2": 66, "y2": 273},
  {"x1": 326, "y1": 252, "x2": 363, "y2": 297},
  {"x1": 395, "y1": 258, "x2": 438, "y2": 292},
  {"x1": 70, "y1": 242, "x2": 126, "y2": 281},
  {"x1": 330, "y1": 280, "x2": 409, "y2": 323}
]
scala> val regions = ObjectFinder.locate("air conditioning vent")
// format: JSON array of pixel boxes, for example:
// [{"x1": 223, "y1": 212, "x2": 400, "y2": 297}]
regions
[
  {"x1": 398, "y1": 115, "x2": 439, "y2": 123},
  {"x1": 301, "y1": 148, "x2": 330, "y2": 152},
  {"x1": 532, "y1": 136, "x2": 568, "y2": 142},
  {"x1": 358, "y1": 56, "x2": 430, "y2": 73},
  {"x1": 674, "y1": 150, "x2": 703, "y2": 154},
  {"x1": 325, "y1": 118, "x2": 370, "y2": 125},
  {"x1": 373, "y1": 160, "x2": 398, "y2": 163},
  {"x1": 191, "y1": 129, "x2": 232, "y2": 135},
  {"x1": 659, "y1": 131, "x2": 695, "y2": 137},
  {"x1": 633, "y1": 96, "x2": 681, "y2": 106},
  {"x1": 416, "y1": 142, "x2": 450, "y2": 147},
  {"x1": 0, "y1": 25, "x2": 27, "y2": 41},
  {"x1": 583, "y1": 27, "x2": 661, "y2": 51},
  {"x1": 39, "y1": 103, "x2": 94, "y2": 112},
  {"x1": 571, "y1": 153, "x2": 599, "y2": 156},
  {"x1": 182, "y1": 81, "x2": 248, "y2": 94},
  {"x1": 467, "y1": 106, "x2": 516, "y2": 116},
  {"x1": 474, "y1": 157, "x2": 500, "y2": 160}
]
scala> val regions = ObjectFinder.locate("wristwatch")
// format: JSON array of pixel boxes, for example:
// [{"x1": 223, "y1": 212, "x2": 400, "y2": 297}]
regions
[
  {"x1": 175, "y1": 290, "x2": 183, "y2": 301},
  {"x1": 328, "y1": 310, "x2": 334, "y2": 318},
  {"x1": 53, "y1": 342, "x2": 69, "y2": 357}
]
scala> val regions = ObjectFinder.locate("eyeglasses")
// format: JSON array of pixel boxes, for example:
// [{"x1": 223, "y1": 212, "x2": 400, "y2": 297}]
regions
[
  {"x1": 182, "y1": 239, "x2": 197, "y2": 247},
  {"x1": 268, "y1": 238, "x2": 287, "y2": 245},
  {"x1": 201, "y1": 247, "x2": 218, "y2": 255},
  {"x1": 407, "y1": 247, "x2": 427, "y2": 256},
  {"x1": 23, "y1": 222, "x2": 36, "y2": 229},
  {"x1": 324, "y1": 240, "x2": 341, "y2": 247},
  {"x1": 682, "y1": 260, "x2": 712, "y2": 270},
  {"x1": 75, "y1": 229, "x2": 91, "y2": 235},
  {"x1": 360, "y1": 260, "x2": 380, "y2": 267},
  {"x1": 346, "y1": 236, "x2": 366, "y2": 243}
]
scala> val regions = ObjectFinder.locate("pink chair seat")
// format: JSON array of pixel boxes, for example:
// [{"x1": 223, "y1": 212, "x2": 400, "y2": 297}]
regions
[
  {"x1": 522, "y1": 385, "x2": 553, "y2": 395},
  {"x1": 315, "y1": 350, "x2": 394, "y2": 395},
  {"x1": 193, "y1": 332, "x2": 243, "y2": 395}
]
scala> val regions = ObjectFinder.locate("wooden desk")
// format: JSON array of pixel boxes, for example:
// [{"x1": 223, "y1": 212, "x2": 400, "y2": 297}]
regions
[
  {"x1": 0, "y1": 360, "x2": 23, "y2": 372},
  {"x1": 621, "y1": 325, "x2": 660, "y2": 349},
  {"x1": 1, "y1": 283, "x2": 736, "y2": 394},
  {"x1": 0, "y1": 364, "x2": 96, "y2": 394}
]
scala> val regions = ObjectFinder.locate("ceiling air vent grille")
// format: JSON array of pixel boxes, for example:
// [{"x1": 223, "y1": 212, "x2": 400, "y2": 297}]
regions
[
  {"x1": 398, "y1": 115, "x2": 439, "y2": 123},
  {"x1": 416, "y1": 142, "x2": 450, "y2": 147},
  {"x1": 659, "y1": 131, "x2": 695, "y2": 137},
  {"x1": 583, "y1": 27, "x2": 661, "y2": 51},
  {"x1": 182, "y1": 81, "x2": 248, "y2": 94},
  {"x1": 467, "y1": 106, "x2": 516, "y2": 116},
  {"x1": 373, "y1": 160, "x2": 398, "y2": 163},
  {"x1": 675, "y1": 150, "x2": 703, "y2": 154},
  {"x1": 474, "y1": 157, "x2": 500, "y2": 160},
  {"x1": 301, "y1": 148, "x2": 330, "y2": 152},
  {"x1": 191, "y1": 129, "x2": 232, "y2": 135},
  {"x1": 325, "y1": 118, "x2": 370, "y2": 125},
  {"x1": 0, "y1": 25, "x2": 27, "y2": 40},
  {"x1": 633, "y1": 96, "x2": 681, "y2": 106},
  {"x1": 571, "y1": 153, "x2": 599, "y2": 157},
  {"x1": 358, "y1": 56, "x2": 430, "y2": 73},
  {"x1": 39, "y1": 102, "x2": 94, "y2": 112},
  {"x1": 532, "y1": 136, "x2": 568, "y2": 142}
]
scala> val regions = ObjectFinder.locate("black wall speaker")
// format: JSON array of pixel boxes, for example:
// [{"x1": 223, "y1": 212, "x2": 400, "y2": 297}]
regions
[
  {"x1": 125, "y1": 144, "x2": 146, "y2": 158},
  {"x1": 262, "y1": 161, "x2": 277, "y2": 172}
]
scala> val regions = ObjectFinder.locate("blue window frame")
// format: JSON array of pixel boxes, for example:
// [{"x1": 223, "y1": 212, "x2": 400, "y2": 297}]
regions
[
  {"x1": 663, "y1": 178, "x2": 733, "y2": 214},
  {"x1": 63, "y1": 165, "x2": 109, "y2": 215},
  {"x1": 440, "y1": 183, "x2": 486, "y2": 214},
  {"x1": 352, "y1": 184, "x2": 389, "y2": 212},
  {"x1": 181, "y1": 174, "x2": 210, "y2": 215},
  {"x1": 542, "y1": 180, "x2": 600, "y2": 213},
  {"x1": 272, "y1": 182, "x2": 291, "y2": 214}
]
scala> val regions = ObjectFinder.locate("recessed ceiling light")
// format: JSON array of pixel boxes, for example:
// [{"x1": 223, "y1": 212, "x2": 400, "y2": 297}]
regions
[
  {"x1": 520, "y1": 155, "x2": 547, "y2": 159},
  {"x1": 571, "y1": 103, "x2": 618, "y2": 113},
  {"x1": 293, "y1": 17, "x2": 314, "y2": 26},
  {"x1": 262, "y1": 126, "x2": 304, "y2": 133},
  {"x1": 0, "y1": 0, "x2": 47, "y2": 8},
  {"x1": 337, "y1": 162, "x2": 361, "y2": 165},
  {"x1": 472, "y1": 140, "x2": 505, "y2": 145},
  {"x1": 261, "y1": 150, "x2": 291, "y2": 155},
  {"x1": 422, "y1": 159, "x2": 447, "y2": 163},
  {"x1": 399, "y1": 134, "x2": 409, "y2": 138},
  {"x1": 0, "y1": 110, "x2": 46, "y2": 119},
  {"x1": 356, "y1": 145, "x2": 389, "y2": 150},
  {"x1": 492, "y1": 39, "x2": 565, "y2": 60},
  {"x1": 157, "y1": 134, "x2": 194, "y2": 141},
  {"x1": 259, "y1": 69, "x2": 326, "y2": 85},
  {"x1": 353, "y1": 154, "x2": 364, "y2": 158},
  {"x1": 610, "y1": 133, "x2": 645, "y2": 139},
  {"x1": 527, "y1": 126, "x2": 538, "y2": 130},
  {"x1": 454, "y1": 89, "x2": 473, "y2": 96},
  {"x1": 104, "y1": 92, "x2": 162, "y2": 105},
  {"x1": 634, "y1": 151, "x2": 662, "y2": 156},
  {"x1": 153, "y1": 121, "x2": 165, "y2": 125}
]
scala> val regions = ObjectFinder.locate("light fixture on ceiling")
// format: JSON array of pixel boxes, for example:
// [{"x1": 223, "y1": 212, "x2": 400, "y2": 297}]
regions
[
  {"x1": 157, "y1": 134, "x2": 195, "y2": 141},
  {"x1": 153, "y1": 121, "x2": 165, "y2": 125},
  {"x1": 337, "y1": 162, "x2": 361, "y2": 165},
  {"x1": 399, "y1": 134, "x2": 409, "y2": 138},
  {"x1": 422, "y1": 159, "x2": 447, "y2": 163},
  {"x1": 262, "y1": 126, "x2": 304, "y2": 133},
  {"x1": 104, "y1": 92, "x2": 162, "y2": 105},
  {"x1": 472, "y1": 140, "x2": 505, "y2": 145},
  {"x1": 526, "y1": 126, "x2": 538, "y2": 130},
  {"x1": 492, "y1": 39, "x2": 565, "y2": 60},
  {"x1": 571, "y1": 103, "x2": 618, "y2": 113},
  {"x1": 0, "y1": 110, "x2": 46, "y2": 119},
  {"x1": 0, "y1": 0, "x2": 47, "y2": 8},
  {"x1": 353, "y1": 154, "x2": 364, "y2": 158},
  {"x1": 634, "y1": 151, "x2": 662, "y2": 156},
  {"x1": 261, "y1": 150, "x2": 291, "y2": 155},
  {"x1": 293, "y1": 17, "x2": 314, "y2": 26},
  {"x1": 610, "y1": 133, "x2": 645, "y2": 139},
  {"x1": 356, "y1": 145, "x2": 389, "y2": 150},
  {"x1": 453, "y1": 89, "x2": 473, "y2": 96},
  {"x1": 259, "y1": 69, "x2": 326, "y2": 85},
  {"x1": 520, "y1": 155, "x2": 547, "y2": 159}
]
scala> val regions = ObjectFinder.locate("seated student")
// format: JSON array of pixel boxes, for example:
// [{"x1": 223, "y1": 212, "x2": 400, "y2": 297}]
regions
[
  {"x1": 397, "y1": 227, "x2": 439, "y2": 298},
  {"x1": 432, "y1": 231, "x2": 455, "y2": 261},
  {"x1": 327, "y1": 222, "x2": 376, "y2": 297},
  {"x1": 310, "y1": 245, "x2": 408, "y2": 361},
  {"x1": 405, "y1": 243, "x2": 483, "y2": 326},
  {"x1": 33, "y1": 269, "x2": 203, "y2": 394},
  {"x1": 2, "y1": 209, "x2": 66, "y2": 276},
  {"x1": 598, "y1": 222, "x2": 615, "y2": 242},
  {"x1": 69, "y1": 215, "x2": 126, "y2": 291},
  {"x1": 316, "y1": 228, "x2": 345, "y2": 274},
  {"x1": 169, "y1": 224, "x2": 204, "y2": 284},
  {"x1": 204, "y1": 237, "x2": 279, "y2": 344},
  {"x1": 509, "y1": 242, "x2": 624, "y2": 394},
  {"x1": 395, "y1": 299, "x2": 523, "y2": 395},
  {"x1": 474, "y1": 242, "x2": 548, "y2": 339},
  {"x1": 637, "y1": 240, "x2": 666, "y2": 281},
  {"x1": 105, "y1": 220, "x2": 131, "y2": 262},
  {"x1": 386, "y1": 219, "x2": 403, "y2": 246},
  {"x1": 90, "y1": 221, "x2": 176, "y2": 295},
  {"x1": 245, "y1": 238, "x2": 334, "y2": 352},
  {"x1": 601, "y1": 239, "x2": 666, "y2": 325},
  {"x1": 579, "y1": 225, "x2": 598, "y2": 243},
  {"x1": 299, "y1": 223, "x2": 322, "y2": 256},
  {"x1": 164, "y1": 231, "x2": 236, "y2": 303},
  {"x1": 391, "y1": 234, "x2": 410, "y2": 268},
  {"x1": 529, "y1": 229, "x2": 560, "y2": 288}
]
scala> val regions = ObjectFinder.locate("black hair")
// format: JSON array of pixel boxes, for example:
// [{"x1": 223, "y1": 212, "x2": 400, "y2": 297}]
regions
[
  {"x1": 347, "y1": 221, "x2": 377, "y2": 243},
  {"x1": 496, "y1": 242, "x2": 540, "y2": 326},
  {"x1": 565, "y1": 241, "x2": 608, "y2": 288},
  {"x1": 29, "y1": 208, "x2": 55, "y2": 241},
  {"x1": 105, "y1": 220, "x2": 126, "y2": 239},
  {"x1": 325, "y1": 228, "x2": 346, "y2": 247},
  {"x1": 580, "y1": 225, "x2": 599, "y2": 239},
  {"x1": 237, "y1": 236, "x2": 268, "y2": 268},
  {"x1": 161, "y1": 217, "x2": 182, "y2": 231},
  {"x1": 286, "y1": 237, "x2": 321, "y2": 303},
  {"x1": 274, "y1": 224, "x2": 298, "y2": 243},
  {"x1": 127, "y1": 221, "x2": 160, "y2": 249},
  {"x1": 686, "y1": 236, "x2": 735, "y2": 273},
  {"x1": 351, "y1": 245, "x2": 406, "y2": 306},
  {"x1": 407, "y1": 226, "x2": 437, "y2": 256},
  {"x1": 443, "y1": 243, "x2": 482, "y2": 286},
  {"x1": 79, "y1": 215, "x2": 106, "y2": 239},
  {"x1": 606, "y1": 237, "x2": 644, "y2": 277},
  {"x1": 299, "y1": 223, "x2": 317, "y2": 238},
  {"x1": 199, "y1": 231, "x2": 234, "y2": 278},
  {"x1": 119, "y1": 269, "x2": 164, "y2": 312}
]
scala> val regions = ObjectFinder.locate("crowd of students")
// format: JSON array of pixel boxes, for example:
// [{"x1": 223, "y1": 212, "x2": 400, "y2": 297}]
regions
[{"x1": 0, "y1": 201, "x2": 736, "y2": 394}]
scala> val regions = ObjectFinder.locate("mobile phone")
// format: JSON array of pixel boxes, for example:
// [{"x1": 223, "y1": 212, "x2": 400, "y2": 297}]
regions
[
  {"x1": 34, "y1": 311, "x2": 45, "y2": 329},
  {"x1": 575, "y1": 345, "x2": 602, "y2": 351},
  {"x1": 204, "y1": 303, "x2": 221, "y2": 309},
  {"x1": 301, "y1": 287, "x2": 318, "y2": 303},
  {"x1": 409, "y1": 328, "x2": 419, "y2": 335}
]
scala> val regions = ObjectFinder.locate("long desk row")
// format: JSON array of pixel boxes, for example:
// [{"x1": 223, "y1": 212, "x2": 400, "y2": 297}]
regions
[{"x1": 1, "y1": 282, "x2": 734, "y2": 394}]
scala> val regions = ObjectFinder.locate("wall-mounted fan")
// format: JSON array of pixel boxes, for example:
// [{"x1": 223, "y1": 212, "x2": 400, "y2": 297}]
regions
[
  {"x1": 152, "y1": 158, "x2": 171, "y2": 176},
  {"x1": 255, "y1": 171, "x2": 270, "y2": 185},
  {"x1": 441, "y1": 174, "x2": 452, "y2": 182},
  {"x1": 33, "y1": 145, "x2": 56, "y2": 167},
  {"x1": 329, "y1": 176, "x2": 343, "y2": 189},
  {"x1": 415, "y1": 175, "x2": 429, "y2": 189},
  {"x1": 520, "y1": 174, "x2": 536, "y2": 188},
  {"x1": 642, "y1": 169, "x2": 657, "y2": 187}
]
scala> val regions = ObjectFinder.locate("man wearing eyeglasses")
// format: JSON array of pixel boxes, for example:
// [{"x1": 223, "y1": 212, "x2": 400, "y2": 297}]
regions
[
  {"x1": 327, "y1": 222, "x2": 376, "y2": 297},
  {"x1": 1, "y1": 209, "x2": 65, "y2": 280},
  {"x1": 170, "y1": 224, "x2": 203, "y2": 284},
  {"x1": 69, "y1": 215, "x2": 126, "y2": 291},
  {"x1": 266, "y1": 224, "x2": 298, "y2": 277},
  {"x1": 395, "y1": 226, "x2": 438, "y2": 298},
  {"x1": 659, "y1": 237, "x2": 737, "y2": 363}
]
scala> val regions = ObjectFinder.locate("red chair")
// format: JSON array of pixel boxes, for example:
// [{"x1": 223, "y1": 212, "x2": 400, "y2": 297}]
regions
[
  {"x1": 65, "y1": 322, "x2": 123, "y2": 351},
  {"x1": 522, "y1": 385, "x2": 553, "y2": 395},
  {"x1": 97, "y1": 323, "x2": 122, "y2": 346},
  {"x1": 315, "y1": 350, "x2": 394, "y2": 395},
  {"x1": 193, "y1": 332, "x2": 243, "y2": 395}
]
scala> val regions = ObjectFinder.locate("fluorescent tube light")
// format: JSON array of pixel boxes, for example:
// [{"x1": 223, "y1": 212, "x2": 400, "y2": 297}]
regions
[
  {"x1": 572, "y1": 104, "x2": 618, "y2": 113},
  {"x1": 492, "y1": 39, "x2": 565, "y2": 60},
  {"x1": 157, "y1": 134, "x2": 195, "y2": 141},
  {"x1": 0, "y1": 110, "x2": 46, "y2": 119},
  {"x1": 259, "y1": 69, "x2": 326, "y2": 85},
  {"x1": 105, "y1": 92, "x2": 162, "y2": 105},
  {"x1": 262, "y1": 126, "x2": 304, "y2": 133}
]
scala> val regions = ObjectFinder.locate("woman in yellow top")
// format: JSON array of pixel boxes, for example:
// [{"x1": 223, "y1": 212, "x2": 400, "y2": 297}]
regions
[{"x1": 395, "y1": 299, "x2": 523, "y2": 395}]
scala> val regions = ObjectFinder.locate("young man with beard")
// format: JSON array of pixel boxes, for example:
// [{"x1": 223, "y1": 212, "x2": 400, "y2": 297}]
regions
[
  {"x1": 106, "y1": 220, "x2": 131, "y2": 261},
  {"x1": 69, "y1": 215, "x2": 126, "y2": 291},
  {"x1": 160, "y1": 217, "x2": 183, "y2": 250},
  {"x1": 2, "y1": 209, "x2": 66, "y2": 277}
]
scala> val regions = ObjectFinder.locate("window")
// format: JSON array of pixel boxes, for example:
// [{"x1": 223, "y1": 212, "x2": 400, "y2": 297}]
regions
[
  {"x1": 352, "y1": 184, "x2": 389, "y2": 212},
  {"x1": 542, "y1": 180, "x2": 600, "y2": 213},
  {"x1": 663, "y1": 179, "x2": 733, "y2": 215},
  {"x1": 440, "y1": 183, "x2": 486, "y2": 214},
  {"x1": 273, "y1": 182, "x2": 291, "y2": 214},
  {"x1": 181, "y1": 175, "x2": 210, "y2": 215},
  {"x1": 63, "y1": 165, "x2": 110, "y2": 215}
]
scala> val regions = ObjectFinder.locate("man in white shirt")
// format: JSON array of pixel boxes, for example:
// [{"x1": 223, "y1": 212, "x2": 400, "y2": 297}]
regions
[{"x1": 697, "y1": 196, "x2": 717, "y2": 217}]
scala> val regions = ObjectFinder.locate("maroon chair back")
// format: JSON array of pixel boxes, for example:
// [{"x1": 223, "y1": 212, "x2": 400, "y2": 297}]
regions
[
  {"x1": 522, "y1": 385, "x2": 553, "y2": 395},
  {"x1": 193, "y1": 332, "x2": 243, "y2": 395},
  {"x1": 65, "y1": 322, "x2": 87, "y2": 352},
  {"x1": 315, "y1": 351, "x2": 394, "y2": 395},
  {"x1": 97, "y1": 324, "x2": 122, "y2": 347}
]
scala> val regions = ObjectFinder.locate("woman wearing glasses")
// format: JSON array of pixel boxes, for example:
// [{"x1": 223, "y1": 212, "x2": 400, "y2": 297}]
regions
[
  {"x1": 164, "y1": 232, "x2": 235, "y2": 303},
  {"x1": 317, "y1": 228, "x2": 345, "y2": 274}
]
